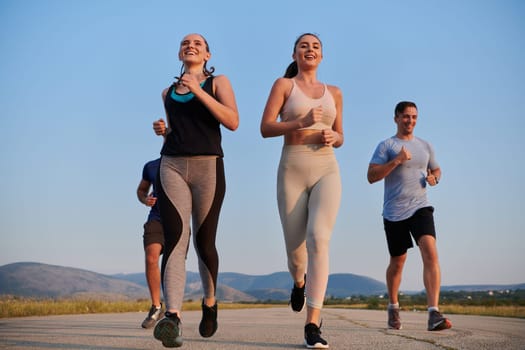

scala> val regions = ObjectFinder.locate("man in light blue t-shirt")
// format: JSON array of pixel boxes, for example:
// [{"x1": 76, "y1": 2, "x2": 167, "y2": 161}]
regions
[{"x1": 367, "y1": 101, "x2": 451, "y2": 332}]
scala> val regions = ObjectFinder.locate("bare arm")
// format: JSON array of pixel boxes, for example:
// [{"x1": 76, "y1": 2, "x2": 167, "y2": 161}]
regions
[
  {"x1": 367, "y1": 161, "x2": 401, "y2": 184},
  {"x1": 321, "y1": 85, "x2": 344, "y2": 148},
  {"x1": 136, "y1": 179, "x2": 156, "y2": 207},
  {"x1": 153, "y1": 88, "x2": 172, "y2": 139},
  {"x1": 426, "y1": 167, "x2": 442, "y2": 186},
  {"x1": 367, "y1": 146, "x2": 411, "y2": 184},
  {"x1": 181, "y1": 74, "x2": 239, "y2": 131},
  {"x1": 260, "y1": 78, "x2": 307, "y2": 138}
]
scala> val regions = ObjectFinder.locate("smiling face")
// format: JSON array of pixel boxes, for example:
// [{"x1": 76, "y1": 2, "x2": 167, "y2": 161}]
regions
[
  {"x1": 178, "y1": 33, "x2": 211, "y2": 65},
  {"x1": 395, "y1": 106, "x2": 418, "y2": 138},
  {"x1": 292, "y1": 34, "x2": 323, "y2": 68}
]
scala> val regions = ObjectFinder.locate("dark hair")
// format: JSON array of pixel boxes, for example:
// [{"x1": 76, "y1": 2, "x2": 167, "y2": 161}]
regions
[
  {"x1": 200, "y1": 34, "x2": 215, "y2": 76},
  {"x1": 283, "y1": 33, "x2": 322, "y2": 78},
  {"x1": 394, "y1": 101, "x2": 417, "y2": 117},
  {"x1": 176, "y1": 33, "x2": 215, "y2": 82}
]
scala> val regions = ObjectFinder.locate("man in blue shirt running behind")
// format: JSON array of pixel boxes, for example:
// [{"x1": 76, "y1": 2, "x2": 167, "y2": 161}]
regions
[
  {"x1": 367, "y1": 101, "x2": 452, "y2": 332},
  {"x1": 137, "y1": 158, "x2": 164, "y2": 329}
]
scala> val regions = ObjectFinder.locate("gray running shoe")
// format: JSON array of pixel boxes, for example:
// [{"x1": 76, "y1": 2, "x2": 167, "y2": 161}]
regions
[
  {"x1": 387, "y1": 307, "x2": 402, "y2": 330},
  {"x1": 154, "y1": 312, "x2": 183, "y2": 348},
  {"x1": 304, "y1": 322, "x2": 329, "y2": 349},
  {"x1": 427, "y1": 310, "x2": 452, "y2": 331},
  {"x1": 141, "y1": 304, "x2": 163, "y2": 329}
]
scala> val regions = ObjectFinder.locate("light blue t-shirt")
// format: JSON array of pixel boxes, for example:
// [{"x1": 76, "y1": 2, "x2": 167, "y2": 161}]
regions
[{"x1": 370, "y1": 136, "x2": 439, "y2": 221}]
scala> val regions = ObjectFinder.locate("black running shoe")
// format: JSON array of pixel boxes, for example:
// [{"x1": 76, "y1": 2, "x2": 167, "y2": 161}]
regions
[
  {"x1": 304, "y1": 323, "x2": 329, "y2": 349},
  {"x1": 154, "y1": 312, "x2": 183, "y2": 348},
  {"x1": 290, "y1": 277, "x2": 306, "y2": 312},
  {"x1": 199, "y1": 299, "x2": 218, "y2": 338}
]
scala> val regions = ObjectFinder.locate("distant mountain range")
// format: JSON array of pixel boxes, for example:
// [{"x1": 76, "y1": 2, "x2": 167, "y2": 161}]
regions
[
  {"x1": 112, "y1": 270, "x2": 387, "y2": 301},
  {"x1": 0, "y1": 262, "x2": 147, "y2": 300},
  {"x1": 0, "y1": 262, "x2": 385, "y2": 301},
  {"x1": 1, "y1": 262, "x2": 523, "y2": 301}
]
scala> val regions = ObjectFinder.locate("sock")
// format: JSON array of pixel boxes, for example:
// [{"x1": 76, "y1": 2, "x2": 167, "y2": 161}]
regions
[
  {"x1": 428, "y1": 306, "x2": 439, "y2": 313},
  {"x1": 388, "y1": 303, "x2": 399, "y2": 310}
]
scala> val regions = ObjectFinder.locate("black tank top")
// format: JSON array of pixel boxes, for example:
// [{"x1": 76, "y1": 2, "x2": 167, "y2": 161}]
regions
[{"x1": 161, "y1": 76, "x2": 223, "y2": 157}]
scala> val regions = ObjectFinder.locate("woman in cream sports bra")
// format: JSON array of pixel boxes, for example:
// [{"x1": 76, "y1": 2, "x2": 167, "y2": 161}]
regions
[{"x1": 260, "y1": 33, "x2": 344, "y2": 349}]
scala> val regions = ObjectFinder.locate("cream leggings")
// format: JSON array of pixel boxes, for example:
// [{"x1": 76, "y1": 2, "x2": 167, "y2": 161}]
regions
[{"x1": 277, "y1": 145, "x2": 341, "y2": 309}]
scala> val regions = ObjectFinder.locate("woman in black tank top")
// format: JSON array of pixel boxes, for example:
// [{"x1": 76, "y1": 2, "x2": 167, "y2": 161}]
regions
[{"x1": 151, "y1": 33, "x2": 239, "y2": 348}]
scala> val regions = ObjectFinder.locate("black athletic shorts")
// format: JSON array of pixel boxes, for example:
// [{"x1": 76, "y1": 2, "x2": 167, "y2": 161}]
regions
[
  {"x1": 383, "y1": 206, "x2": 436, "y2": 257},
  {"x1": 143, "y1": 219, "x2": 164, "y2": 248}
]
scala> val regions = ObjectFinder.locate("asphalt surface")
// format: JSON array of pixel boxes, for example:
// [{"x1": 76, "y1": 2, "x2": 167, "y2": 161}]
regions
[{"x1": 0, "y1": 307, "x2": 524, "y2": 349}]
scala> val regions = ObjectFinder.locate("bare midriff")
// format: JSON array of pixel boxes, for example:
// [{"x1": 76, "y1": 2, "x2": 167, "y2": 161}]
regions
[{"x1": 284, "y1": 129, "x2": 324, "y2": 145}]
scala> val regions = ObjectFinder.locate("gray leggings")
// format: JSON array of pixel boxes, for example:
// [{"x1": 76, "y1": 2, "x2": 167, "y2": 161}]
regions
[
  {"x1": 158, "y1": 155, "x2": 225, "y2": 313},
  {"x1": 277, "y1": 145, "x2": 341, "y2": 309}
]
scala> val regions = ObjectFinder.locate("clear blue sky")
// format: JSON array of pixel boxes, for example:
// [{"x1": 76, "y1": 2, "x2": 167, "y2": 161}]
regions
[{"x1": 1, "y1": 0, "x2": 523, "y2": 291}]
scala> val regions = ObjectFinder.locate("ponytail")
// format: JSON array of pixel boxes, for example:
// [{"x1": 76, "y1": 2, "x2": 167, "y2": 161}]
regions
[{"x1": 283, "y1": 61, "x2": 298, "y2": 78}]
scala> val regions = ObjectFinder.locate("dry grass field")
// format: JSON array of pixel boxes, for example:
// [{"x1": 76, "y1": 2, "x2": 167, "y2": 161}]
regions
[{"x1": 1, "y1": 297, "x2": 524, "y2": 319}]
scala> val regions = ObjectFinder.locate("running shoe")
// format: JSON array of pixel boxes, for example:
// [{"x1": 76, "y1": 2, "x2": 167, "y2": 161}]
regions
[
  {"x1": 290, "y1": 277, "x2": 306, "y2": 312},
  {"x1": 141, "y1": 304, "x2": 163, "y2": 329},
  {"x1": 387, "y1": 307, "x2": 402, "y2": 330},
  {"x1": 304, "y1": 323, "x2": 329, "y2": 349},
  {"x1": 427, "y1": 310, "x2": 452, "y2": 331},
  {"x1": 199, "y1": 299, "x2": 218, "y2": 338},
  {"x1": 154, "y1": 312, "x2": 183, "y2": 348}
]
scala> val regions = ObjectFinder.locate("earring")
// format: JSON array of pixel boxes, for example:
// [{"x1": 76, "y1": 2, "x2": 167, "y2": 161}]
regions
[{"x1": 174, "y1": 64, "x2": 185, "y2": 84}]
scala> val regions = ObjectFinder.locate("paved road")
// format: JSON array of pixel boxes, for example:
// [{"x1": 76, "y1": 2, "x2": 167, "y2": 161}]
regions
[{"x1": 1, "y1": 307, "x2": 524, "y2": 349}]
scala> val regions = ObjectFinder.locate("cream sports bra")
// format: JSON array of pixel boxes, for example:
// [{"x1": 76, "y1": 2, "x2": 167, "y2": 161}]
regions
[{"x1": 280, "y1": 79, "x2": 336, "y2": 130}]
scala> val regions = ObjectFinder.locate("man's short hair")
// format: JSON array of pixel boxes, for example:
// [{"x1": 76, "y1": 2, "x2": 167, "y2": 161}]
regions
[{"x1": 395, "y1": 101, "x2": 417, "y2": 117}]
